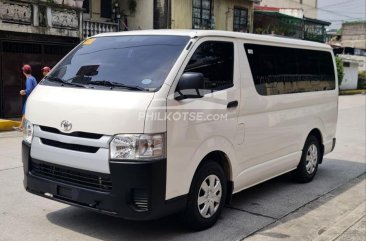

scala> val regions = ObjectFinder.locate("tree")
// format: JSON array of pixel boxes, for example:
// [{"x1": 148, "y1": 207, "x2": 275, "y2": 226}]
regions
[{"x1": 336, "y1": 57, "x2": 344, "y2": 87}]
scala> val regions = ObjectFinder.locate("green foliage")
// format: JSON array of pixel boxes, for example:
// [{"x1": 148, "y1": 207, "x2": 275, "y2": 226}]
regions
[
  {"x1": 335, "y1": 57, "x2": 344, "y2": 86},
  {"x1": 358, "y1": 71, "x2": 366, "y2": 90}
]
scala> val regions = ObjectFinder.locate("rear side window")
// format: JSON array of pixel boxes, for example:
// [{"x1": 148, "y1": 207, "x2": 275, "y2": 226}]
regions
[
  {"x1": 184, "y1": 41, "x2": 234, "y2": 91},
  {"x1": 244, "y1": 44, "x2": 336, "y2": 95}
]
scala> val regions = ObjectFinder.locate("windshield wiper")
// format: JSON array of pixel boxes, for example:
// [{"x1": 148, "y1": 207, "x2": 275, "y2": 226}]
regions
[
  {"x1": 86, "y1": 80, "x2": 147, "y2": 91},
  {"x1": 44, "y1": 76, "x2": 86, "y2": 88}
]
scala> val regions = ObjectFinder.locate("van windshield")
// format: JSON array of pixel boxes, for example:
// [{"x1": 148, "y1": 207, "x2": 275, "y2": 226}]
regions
[{"x1": 43, "y1": 35, "x2": 190, "y2": 91}]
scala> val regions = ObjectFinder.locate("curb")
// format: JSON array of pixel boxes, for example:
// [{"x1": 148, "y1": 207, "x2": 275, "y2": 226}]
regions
[{"x1": 0, "y1": 119, "x2": 21, "y2": 132}]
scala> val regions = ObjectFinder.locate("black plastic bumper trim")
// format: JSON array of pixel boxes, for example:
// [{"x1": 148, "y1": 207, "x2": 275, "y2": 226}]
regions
[
  {"x1": 22, "y1": 141, "x2": 187, "y2": 220},
  {"x1": 331, "y1": 138, "x2": 336, "y2": 152}
]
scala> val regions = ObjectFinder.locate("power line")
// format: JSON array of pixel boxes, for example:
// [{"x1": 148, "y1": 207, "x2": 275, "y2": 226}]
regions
[
  {"x1": 287, "y1": 0, "x2": 356, "y2": 20},
  {"x1": 320, "y1": 0, "x2": 364, "y2": 9}
]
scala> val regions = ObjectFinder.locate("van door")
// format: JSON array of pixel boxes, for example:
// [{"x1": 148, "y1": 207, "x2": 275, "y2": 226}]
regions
[{"x1": 165, "y1": 38, "x2": 240, "y2": 199}]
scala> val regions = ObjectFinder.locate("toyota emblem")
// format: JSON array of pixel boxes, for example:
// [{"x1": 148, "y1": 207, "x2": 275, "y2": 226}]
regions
[{"x1": 60, "y1": 120, "x2": 72, "y2": 132}]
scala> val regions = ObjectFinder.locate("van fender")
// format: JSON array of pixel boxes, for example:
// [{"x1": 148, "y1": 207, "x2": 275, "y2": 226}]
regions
[
  {"x1": 300, "y1": 118, "x2": 327, "y2": 164},
  {"x1": 302, "y1": 118, "x2": 326, "y2": 146},
  {"x1": 184, "y1": 135, "x2": 237, "y2": 194}
]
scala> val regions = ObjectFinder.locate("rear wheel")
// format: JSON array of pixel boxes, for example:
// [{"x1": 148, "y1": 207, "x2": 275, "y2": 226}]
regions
[
  {"x1": 293, "y1": 135, "x2": 321, "y2": 183},
  {"x1": 182, "y1": 161, "x2": 227, "y2": 230}
]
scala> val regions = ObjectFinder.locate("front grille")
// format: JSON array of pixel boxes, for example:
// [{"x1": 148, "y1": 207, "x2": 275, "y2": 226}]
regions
[
  {"x1": 132, "y1": 189, "x2": 150, "y2": 211},
  {"x1": 39, "y1": 126, "x2": 103, "y2": 139},
  {"x1": 41, "y1": 138, "x2": 99, "y2": 153},
  {"x1": 30, "y1": 160, "x2": 112, "y2": 191}
]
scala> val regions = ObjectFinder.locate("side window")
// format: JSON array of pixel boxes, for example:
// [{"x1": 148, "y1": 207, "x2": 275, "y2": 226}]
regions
[
  {"x1": 244, "y1": 44, "x2": 336, "y2": 95},
  {"x1": 184, "y1": 41, "x2": 234, "y2": 91}
]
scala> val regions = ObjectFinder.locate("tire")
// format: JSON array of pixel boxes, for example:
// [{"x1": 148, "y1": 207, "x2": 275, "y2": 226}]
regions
[
  {"x1": 293, "y1": 135, "x2": 321, "y2": 183},
  {"x1": 182, "y1": 161, "x2": 227, "y2": 230}
]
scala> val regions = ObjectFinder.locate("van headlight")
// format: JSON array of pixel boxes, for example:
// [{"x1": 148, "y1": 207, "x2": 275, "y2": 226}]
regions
[
  {"x1": 110, "y1": 133, "x2": 165, "y2": 160},
  {"x1": 23, "y1": 119, "x2": 34, "y2": 144}
]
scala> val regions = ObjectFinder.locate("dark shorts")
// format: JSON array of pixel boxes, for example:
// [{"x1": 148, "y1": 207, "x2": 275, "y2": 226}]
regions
[{"x1": 22, "y1": 101, "x2": 26, "y2": 115}]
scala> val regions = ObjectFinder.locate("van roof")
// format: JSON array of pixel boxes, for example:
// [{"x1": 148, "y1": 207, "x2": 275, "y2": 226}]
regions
[{"x1": 94, "y1": 29, "x2": 331, "y2": 50}]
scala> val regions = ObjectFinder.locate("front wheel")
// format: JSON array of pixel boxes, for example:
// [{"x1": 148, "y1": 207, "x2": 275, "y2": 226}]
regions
[
  {"x1": 293, "y1": 135, "x2": 321, "y2": 183},
  {"x1": 182, "y1": 161, "x2": 227, "y2": 230}
]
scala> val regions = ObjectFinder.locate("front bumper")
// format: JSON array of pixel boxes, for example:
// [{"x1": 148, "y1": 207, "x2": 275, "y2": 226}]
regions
[{"x1": 22, "y1": 141, "x2": 186, "y2": 220}]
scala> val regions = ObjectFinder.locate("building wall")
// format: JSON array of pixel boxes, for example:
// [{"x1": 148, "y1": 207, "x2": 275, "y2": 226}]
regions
[
  {"x1": 339, "y1": 54, "x2": 366, "y2": 73},
  {"x1": 260, "y1": 0, "x2": 317, "y2": 19},
  {"x1": 171, "y1": 0, "x2": 192, "y2": 29},
  {"x1": 214, "y1": 0, "x2": 253, "y2": 32},
  {"x1": 341, "y1": 22, "x2": 366, "y2": 50},
  {"x1": 171, "y1": 0, "x2": 254, "y2": 31},
  {"x1": 84, "y1": 0, "x2": 109, "y2": 22},
  {"x1": 0, "y1": 0, "x2": 81, "y2": 118},
  {"x1": 120, "y1": 0, "x2": 154, "y2": 30},
  {"x1": 340, "y1": 62, "x2": 359, "y2": 90}
]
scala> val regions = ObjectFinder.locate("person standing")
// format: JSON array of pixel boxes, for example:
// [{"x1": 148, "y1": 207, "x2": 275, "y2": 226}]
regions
[
  {"x1": 41, "y1": 66, "x2": 51, "y2": 77},
  {"x1": 14, "y1": 64, "x2": 37, "y2": 131}
]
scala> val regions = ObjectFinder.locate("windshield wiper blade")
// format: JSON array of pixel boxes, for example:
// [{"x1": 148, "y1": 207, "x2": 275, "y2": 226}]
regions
[
  {"x1": 86, "y1": 80, "x2": 147, "y2": 91},
  {"x1": 45, "y1": 76, "x2": 86, "y2": 88}
]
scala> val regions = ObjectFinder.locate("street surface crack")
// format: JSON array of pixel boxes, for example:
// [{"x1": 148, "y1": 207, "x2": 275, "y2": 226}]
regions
[{"x1": 0, "y1": 166, "x2": 23, "y2": 172}]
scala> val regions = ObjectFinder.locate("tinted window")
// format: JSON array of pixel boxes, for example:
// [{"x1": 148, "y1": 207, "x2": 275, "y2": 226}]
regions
[
  {"x1": 244, "y1": 44, "x2": 336, "y2": 95},
  {"x1": 44, "y1": 35, "x2": 189, "y2": 91},
  {"x1": 184, "y1": 41, "x2": 234, "y2": 91}
]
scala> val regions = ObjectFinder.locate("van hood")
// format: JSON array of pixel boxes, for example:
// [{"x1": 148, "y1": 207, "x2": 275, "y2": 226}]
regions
[{"x1": 26, "y1": 85, "x2": 155, "y2": 135}]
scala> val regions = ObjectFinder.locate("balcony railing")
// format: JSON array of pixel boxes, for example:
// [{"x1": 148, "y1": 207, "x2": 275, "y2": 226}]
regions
[
  {"x1": 0, "y1": 0, "x2": 82, "y2": 38},
  {"x1": 82, "y1": 20, "x2": 119, "y2": 39}
]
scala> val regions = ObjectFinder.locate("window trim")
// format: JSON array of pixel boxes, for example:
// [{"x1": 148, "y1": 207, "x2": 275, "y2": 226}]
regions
[
  {"x1": 233, "y1": 7, "x2": 248, "y2": 32},
  {"x1": 180, "y1": 39, "x2": 235, "y2": 94},
  {"x1": 192, "y1": 0, "x2": 213, "y2": 30}
]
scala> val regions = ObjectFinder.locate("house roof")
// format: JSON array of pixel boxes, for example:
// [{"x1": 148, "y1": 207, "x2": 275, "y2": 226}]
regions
[{"x1": 304, "y1": 17, "x2": 331, "y2": 26}]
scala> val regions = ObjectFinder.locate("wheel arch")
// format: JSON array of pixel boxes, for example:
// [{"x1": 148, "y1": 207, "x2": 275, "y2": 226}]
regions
[
  {"x1": 307, "y1": 128, "x2": 325, "y2": 164},
  {"x1": 193, "y1": 150, "x2": 234, "y2": 204}
]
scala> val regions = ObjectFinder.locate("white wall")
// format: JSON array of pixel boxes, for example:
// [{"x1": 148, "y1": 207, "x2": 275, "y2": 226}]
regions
[
  {"x1": 260, "y1": 0, "x2": 317, "y2": 19},
  {"x1": 119, "y1": 0, "x2": 153, "y2": 30},
  {"x1": 340, "y1": 62, "x2": 359, "y2": 90}
]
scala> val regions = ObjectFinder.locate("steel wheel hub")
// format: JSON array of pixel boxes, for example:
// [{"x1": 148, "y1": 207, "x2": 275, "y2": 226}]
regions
[
  {"x1": 306, "y1": 144, "x2": 318, "y2": 174},
  {"x1": 197, "y1": 174, "x2": 222, "y2": 218}
]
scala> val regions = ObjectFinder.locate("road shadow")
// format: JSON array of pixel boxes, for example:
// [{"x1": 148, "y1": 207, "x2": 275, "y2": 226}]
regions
[{"x1": 46, "y1": 158, "x2": 365, "y2": 241}]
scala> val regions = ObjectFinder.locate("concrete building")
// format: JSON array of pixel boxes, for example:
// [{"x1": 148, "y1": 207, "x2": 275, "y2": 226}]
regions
[
  {"x1": 341, "y1": 21, "x2": 366, "y2": 50},
  {"x1": 109, "y1": 0, "x2": 258, "y2": 32},
  {"x1": 338, "y1": 56, "x2": 360, "y2": 90},
  {"x1": 0, "y1": 0, "x2": 83, "y2": 118},
  {"x1": 253, "y1": 5, "x2": 329, "y2": 42},
  {"x1": 259, "y1": 0, "x2": 317, "y2": 19}
]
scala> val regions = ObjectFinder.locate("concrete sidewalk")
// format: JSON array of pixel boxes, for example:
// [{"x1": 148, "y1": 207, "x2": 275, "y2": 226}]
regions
[
  {"x1": 244, "y1": 174, "x2": 366, "y2": 241},
  {"x1": 0, "y1": 130, "x2": 22, "y2": 138}
]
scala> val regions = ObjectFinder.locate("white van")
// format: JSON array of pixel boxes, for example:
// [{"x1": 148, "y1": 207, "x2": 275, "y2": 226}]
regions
[{"x1": 22, "y1": 30, "x2": 338, "y2": 230}]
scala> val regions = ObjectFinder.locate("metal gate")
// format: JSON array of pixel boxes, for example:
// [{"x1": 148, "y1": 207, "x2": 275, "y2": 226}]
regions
[{"x1": 0, "y1": 41, "x2": 74, "y2": 118}]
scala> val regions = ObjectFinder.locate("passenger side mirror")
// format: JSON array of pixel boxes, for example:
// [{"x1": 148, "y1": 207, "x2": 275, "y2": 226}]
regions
[{"x1": 175, "y1": 72, "x2": 204, "y2": 100}]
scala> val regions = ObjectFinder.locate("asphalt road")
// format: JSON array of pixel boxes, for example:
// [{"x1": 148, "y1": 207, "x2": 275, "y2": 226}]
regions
[{"x1": 0, "y1": 95, "x2": 365, "y2": 241}]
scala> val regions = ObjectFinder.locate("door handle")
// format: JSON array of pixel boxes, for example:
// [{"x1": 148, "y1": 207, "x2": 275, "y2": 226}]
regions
[{"x1": 227, "y1": 100, "x2": 238, "y2": 109}]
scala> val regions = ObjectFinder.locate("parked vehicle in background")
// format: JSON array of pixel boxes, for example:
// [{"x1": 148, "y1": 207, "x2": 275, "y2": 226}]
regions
[{"x1": 22, "y1": 30, "x2": 338, "y2": 230}]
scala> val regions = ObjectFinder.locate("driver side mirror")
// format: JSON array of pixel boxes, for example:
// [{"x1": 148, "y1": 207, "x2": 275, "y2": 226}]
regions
[{"x1": 174, "y1": 72, "x2": 204, "y2": 100}]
